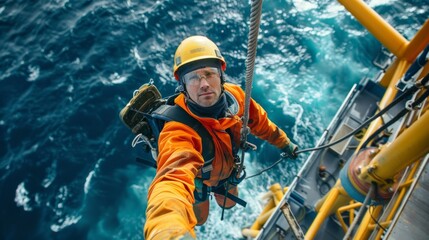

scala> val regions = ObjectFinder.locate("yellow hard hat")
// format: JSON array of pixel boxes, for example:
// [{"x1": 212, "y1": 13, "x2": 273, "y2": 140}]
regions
[{"x1": 173, "y1": 36, "x2": 227, "y2": 80}]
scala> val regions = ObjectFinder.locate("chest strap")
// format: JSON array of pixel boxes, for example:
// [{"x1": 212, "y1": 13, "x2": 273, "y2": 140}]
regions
[{"x1": 152, "y1": 104, "x2": 215, "y2": 180}]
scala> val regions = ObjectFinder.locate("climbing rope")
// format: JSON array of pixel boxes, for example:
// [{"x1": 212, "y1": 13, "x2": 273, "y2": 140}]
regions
[
  {"x1": 219, "y1": 0, "x2": 264, "y2": 221},
  {"x1": 237, "y1": 0, "x2": 263, "y2": 177}
]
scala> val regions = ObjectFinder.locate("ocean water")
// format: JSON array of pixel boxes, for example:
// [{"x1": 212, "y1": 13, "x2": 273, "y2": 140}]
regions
[{"x1": 0, "y1": 0, "x2": 427, "y2": 239}]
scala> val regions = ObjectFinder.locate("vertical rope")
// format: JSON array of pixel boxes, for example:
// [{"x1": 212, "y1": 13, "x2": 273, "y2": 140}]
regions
[{"x1": 237, "y1": 0, "x2": 263, "y2": 176}]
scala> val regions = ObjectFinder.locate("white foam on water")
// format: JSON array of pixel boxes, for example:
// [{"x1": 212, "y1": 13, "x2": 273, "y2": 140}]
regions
[
  {"x1": 49, "y1": 186, "x2": 82, "y2": 232},
  {"x1": 84, "y1": 159, "x2": 104, "y2": 194},
  {"x1": 27, "y1": 65, "x2": 40, "y2": 82},
  {"x1": 35, "y1": 179, "x2": 84, "y2": 233},
  {"x1": 368, "y1": 0, "x2": 392, "y2": 7},
  {"x1": 50, "y1": 214, "x2": 82, "y2": 232},
  {"x1": 99, "y1": 72, "x2": 129, "y2": 85},
  {"x1": 15, "y1": 182, "x2": 32, "y2": 211},
  {"x1": 42, "y1": 160, "x2": 57, "y2": 188},
  {"x1": 292, "y1": 0, "x2": 318, "y2": 12}
]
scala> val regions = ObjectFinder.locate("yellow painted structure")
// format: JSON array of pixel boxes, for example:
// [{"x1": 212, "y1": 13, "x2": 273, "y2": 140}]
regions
[
  {"x1": 244, "y1": 1, "x2": 429, "y2": 239},
  {"x1": 241, "y1": 184, "x2": 286, "y2": 238},
  {"x1": 304, "y1": 1, "x2": 429, "y2": 236}
]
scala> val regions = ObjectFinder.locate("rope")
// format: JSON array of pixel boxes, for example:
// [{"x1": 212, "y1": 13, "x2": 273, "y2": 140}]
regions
[{"x1": 237, "y1": 0, "x2": 264, "y2": 177}]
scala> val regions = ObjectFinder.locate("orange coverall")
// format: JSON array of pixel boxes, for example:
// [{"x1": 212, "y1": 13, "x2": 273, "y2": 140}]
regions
[{"x1": 144, "y1": 83, "x2": 291, "y2": 239}]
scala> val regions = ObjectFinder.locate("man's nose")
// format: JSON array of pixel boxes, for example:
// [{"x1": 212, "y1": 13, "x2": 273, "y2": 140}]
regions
[{"x1": 199, "y1": 76, "x2": 210, "y2": 87}]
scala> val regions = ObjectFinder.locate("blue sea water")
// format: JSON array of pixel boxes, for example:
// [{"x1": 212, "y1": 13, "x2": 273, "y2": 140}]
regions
[{"x1": 0, "y1": 0, "x2": 427, "y2": 239}]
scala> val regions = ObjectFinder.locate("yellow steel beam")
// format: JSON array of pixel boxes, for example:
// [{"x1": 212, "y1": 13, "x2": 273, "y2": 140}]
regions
[
  {"x1": 306, "y1": 187, "x2": 340, "y2": 239},
  {"x1": 270, "y1": 183, "x2": 284, "y2": 205},
  {"x1": 349, "y1": 200, "x2": 355, "y2": 226},
  {"x1": 242, "y1": 228, "x2": 259, "y2": 238},
  {"x1": 299, "y1": 3, "x2": 428, "y2": 239},
  {"x1": 398, "y1": 178, "x2": 414, "y2": 188},
  {"x1": 249, "y1": 198, "x2": 274, "y2": 230},
  {"x1": 336, "y1": 202, "x2": 363, "y2": 233},
  {"x1": 306, "y1": 182, "x2": 353, "y2": 239},
  {"x1": 360, "y1": 111, "x2": 429, "y2": 183},
  {"x1": 402, "y1": 19, "x2": 429, "y2": 61},
  {"x1": 249, "y1": 184, "x2": 284, "y2": 231},
  {"x1": 337, "y1": 0, "x2": 408, "y2": 57},
  {"x1": 354, "y1": 205, "x2": 383, "y2": 240}
]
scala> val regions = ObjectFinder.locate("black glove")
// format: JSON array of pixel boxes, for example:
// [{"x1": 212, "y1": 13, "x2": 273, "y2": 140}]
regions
[{"x1": 281, "y1": 141, "x2": 298, "y2": 159}]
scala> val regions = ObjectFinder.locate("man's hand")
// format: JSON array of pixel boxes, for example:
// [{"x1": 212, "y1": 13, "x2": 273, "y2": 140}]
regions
[{"x1": 281, "y1": 142, "x2": 299, "y2": 159}]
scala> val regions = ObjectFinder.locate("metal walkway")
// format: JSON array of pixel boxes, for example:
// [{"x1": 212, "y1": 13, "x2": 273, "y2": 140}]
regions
[{"x1": 385, "y1": 156, "x2": 429, "y2": 240}]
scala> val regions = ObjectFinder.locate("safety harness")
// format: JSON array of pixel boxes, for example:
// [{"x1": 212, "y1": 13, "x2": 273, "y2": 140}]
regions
[
  {"x1": 142, "y1": 103, "x2": 247, "y2": 208},
  {"x1": 120, "y1": 83, "x2": 247, "y2": 211}
]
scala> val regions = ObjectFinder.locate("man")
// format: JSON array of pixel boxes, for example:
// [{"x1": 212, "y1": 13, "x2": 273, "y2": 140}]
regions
[{"x1": 144, "y1": 36, "x2": 298, "y2": 239}]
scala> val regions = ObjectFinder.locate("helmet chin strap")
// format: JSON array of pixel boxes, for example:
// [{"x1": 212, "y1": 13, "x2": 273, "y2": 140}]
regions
[
  {"x1": 177, "y1": 79, "x2": 189, "y2": 97},
  {"x1": 178, "y1": 82, "x2": 196, "y2": 104},
  {"x1": 220, "y1": 70, "x2": 225, "y2": 84},
  {"x1": 220, "y1": 71, "x2": 226, "y2": 93},
  {"x1": 184, "y1": 92, "x2": 195, "y2": 104}
]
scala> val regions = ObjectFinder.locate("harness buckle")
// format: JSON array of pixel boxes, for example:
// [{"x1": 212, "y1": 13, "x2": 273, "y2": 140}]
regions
[{"x1": 230, "y1": 168, "x2": 246, "y2": 186}]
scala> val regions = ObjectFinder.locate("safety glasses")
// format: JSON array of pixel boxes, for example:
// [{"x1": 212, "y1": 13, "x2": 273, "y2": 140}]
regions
[{"x1": 182, "y1": 67, "x2": 220, "y2": 86}]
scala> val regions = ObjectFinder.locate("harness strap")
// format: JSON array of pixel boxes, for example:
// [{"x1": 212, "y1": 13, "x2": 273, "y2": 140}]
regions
[
  {"x1": 212, "y1": 185, "x2": 247, "y2": 207},
  {"x1": 193, "y1": 126, "x2": 248, "y2": 209},
  {"x1": 149, "y1": 104, "x2": 247, "y2": 209},
  {"x1": 194, "y1": 171, "x2": 248, "y2": 206},
  {"x1": 152, "y1": 104, "x2": 215, "y2": 180},
  {"x1": 194, "y1": 180, "x2": 247, "y2": 208}
]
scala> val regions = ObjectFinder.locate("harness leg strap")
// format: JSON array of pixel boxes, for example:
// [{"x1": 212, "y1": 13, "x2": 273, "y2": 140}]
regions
[{"x1": 213, "y1": 187, "x2": 247, "y2": 207}]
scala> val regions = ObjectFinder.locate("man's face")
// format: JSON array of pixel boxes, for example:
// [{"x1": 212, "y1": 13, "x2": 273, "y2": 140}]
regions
[{"x1": 183, "y1": 67, "x2": 222, "y2": 107}]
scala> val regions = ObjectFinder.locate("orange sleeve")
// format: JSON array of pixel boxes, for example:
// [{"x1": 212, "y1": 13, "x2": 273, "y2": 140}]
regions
[
  {"x1": 225, "y1": 83, "x2": 290, "y2": 148},
  {"x1": 144, "y1": 121, "x2": 204, "y2": 240},
  {"x1": 248, "y1": 98, "x2": 290, "y2": 148}
]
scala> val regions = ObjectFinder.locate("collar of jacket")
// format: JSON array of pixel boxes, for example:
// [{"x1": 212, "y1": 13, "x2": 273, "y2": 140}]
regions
[
  {"x1": 187, "y1": 93, "x2": 228, "y2": 119},
  {"x1": 174, "y1": 84, "x2": 243, "y2": 130}
]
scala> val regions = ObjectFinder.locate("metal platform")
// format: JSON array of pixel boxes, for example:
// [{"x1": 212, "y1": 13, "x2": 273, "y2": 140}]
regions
[{"x1": 385, "y1": 156, "x2": 429, "y2": 240}]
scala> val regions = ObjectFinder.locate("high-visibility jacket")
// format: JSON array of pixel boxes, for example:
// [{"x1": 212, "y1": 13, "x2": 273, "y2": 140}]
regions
[{"x1": 144, "y1": 83, "x2": 291, "y2": 239}]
